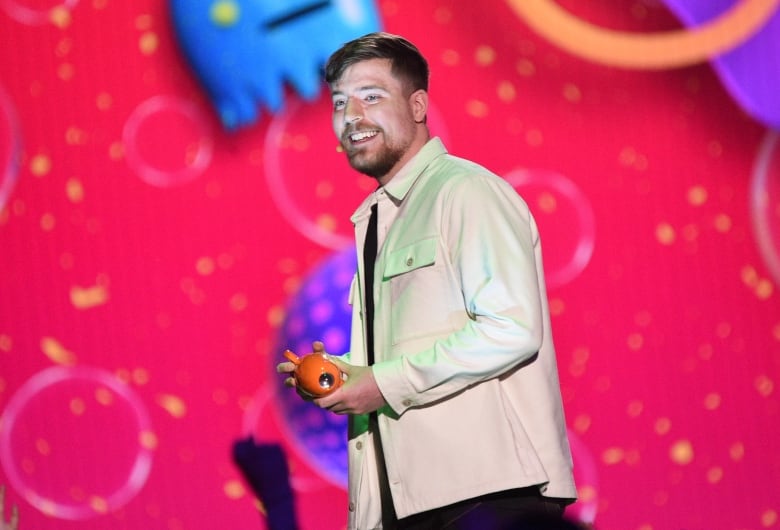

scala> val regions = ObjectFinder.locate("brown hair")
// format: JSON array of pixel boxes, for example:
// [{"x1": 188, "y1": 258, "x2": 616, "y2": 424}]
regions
[{"x1": 324, "y1": 32, "x2": 429, "y2": 95}]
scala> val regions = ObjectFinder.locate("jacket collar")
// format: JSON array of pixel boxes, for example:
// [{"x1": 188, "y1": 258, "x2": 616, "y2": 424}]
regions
[{"x1": 350, "y1": 137, "x2": 447, "y2": 224}]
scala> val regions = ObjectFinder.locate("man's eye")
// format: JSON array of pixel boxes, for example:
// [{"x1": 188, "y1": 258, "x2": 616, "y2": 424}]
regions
[
  {"x1": 365, "y1": 94, "x2": 380, "y2": 102},
  {"x1": 333, "y1": 100, "x2": 346, "y2": 110}
]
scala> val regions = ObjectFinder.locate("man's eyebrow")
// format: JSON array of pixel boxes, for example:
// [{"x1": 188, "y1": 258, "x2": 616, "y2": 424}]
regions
[{"x1": 331, "y1": 85, "x2": 388, "y2": 96}]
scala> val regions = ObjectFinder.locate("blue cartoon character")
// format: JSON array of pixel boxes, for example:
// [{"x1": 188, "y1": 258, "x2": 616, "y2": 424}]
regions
[{"x1": 169, "y1": 0, "x2": 382, "y2": 130}]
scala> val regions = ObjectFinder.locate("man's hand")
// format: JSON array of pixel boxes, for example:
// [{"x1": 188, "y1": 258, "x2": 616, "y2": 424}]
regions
[{"x1": 314, "y1": 357, "x2": 386, "y2": 415}]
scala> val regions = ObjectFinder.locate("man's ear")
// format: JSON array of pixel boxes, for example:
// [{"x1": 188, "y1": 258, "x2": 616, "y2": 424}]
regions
[{"x1": 410, "y1": 89, "x2": 429, "y2": 123}]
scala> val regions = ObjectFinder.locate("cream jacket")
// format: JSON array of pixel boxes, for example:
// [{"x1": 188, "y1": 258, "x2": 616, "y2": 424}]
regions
[{"x1": 345, "y1": 138, "x2": 576, "y2": 529}]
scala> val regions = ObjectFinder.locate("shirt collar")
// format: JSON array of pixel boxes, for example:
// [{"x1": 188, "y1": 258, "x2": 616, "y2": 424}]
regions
[{"x1": 351, "y1": 137, "x2": 447, "y2": 223}]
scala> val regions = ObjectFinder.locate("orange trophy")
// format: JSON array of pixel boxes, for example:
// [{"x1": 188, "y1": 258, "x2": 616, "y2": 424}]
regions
[{"x1": 283, "y1": 349, "x2": 343, "y2": 398}]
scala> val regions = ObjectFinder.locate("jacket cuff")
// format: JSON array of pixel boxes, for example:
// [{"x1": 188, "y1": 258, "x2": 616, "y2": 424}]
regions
[{"x1": 372, "y1": 356, "x2": 418, "y2": 414}]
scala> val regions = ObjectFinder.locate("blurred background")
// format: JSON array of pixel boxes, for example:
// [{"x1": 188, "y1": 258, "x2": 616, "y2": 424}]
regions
[{"x1": 1, "y1": 1, "x2": 779, "y2": 529}]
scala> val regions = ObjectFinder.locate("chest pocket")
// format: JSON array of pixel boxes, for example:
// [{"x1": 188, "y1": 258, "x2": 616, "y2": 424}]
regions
[
  {"x1": 383, "y1": 237, "x2": 437, "y2": 279},
  {"x1": 383, "y1": 237, "x2": 455, "y2": 345}
]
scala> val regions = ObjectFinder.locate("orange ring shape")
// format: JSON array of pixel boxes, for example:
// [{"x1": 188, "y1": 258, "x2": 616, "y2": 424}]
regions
[{"x1": 506, "y1": 0, "x2": 780, "y2": 69}]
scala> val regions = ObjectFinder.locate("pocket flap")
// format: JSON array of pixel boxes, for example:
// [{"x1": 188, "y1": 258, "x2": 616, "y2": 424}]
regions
[{"x1": 384, "y1": 237, "x2": 437, "y2": 278}]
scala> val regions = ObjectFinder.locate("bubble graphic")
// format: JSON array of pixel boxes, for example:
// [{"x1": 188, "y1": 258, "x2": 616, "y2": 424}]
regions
[
  {"x1": 264, "y1": 95, "x2": 450, "y2": 249},
  {"x1": 272, "y1": 248, "x2": 356, "y2": 488},
  {"x1": 123, "y1": 95, "x2": 214, "y2": 187},
  {"x1": 751, "y1": 130, "x2": 780, "y2": 286},
  {"x1": 0, "y1": 83, "x2": 20, "y2": 212},
  {"x1": 0, "y1": 366, "x2": 154, "y2": 520},
  {"x1": 505, "y1": 169, "x2": 596, "y2": 288},
  {"x1": 0, "y1": 0, "x2": 77, "y2": 25}
]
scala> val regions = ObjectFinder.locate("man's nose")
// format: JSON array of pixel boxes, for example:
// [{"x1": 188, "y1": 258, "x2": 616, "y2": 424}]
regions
[{"x1": 343, "y1": 97, "x2": 362, "y2": 124}]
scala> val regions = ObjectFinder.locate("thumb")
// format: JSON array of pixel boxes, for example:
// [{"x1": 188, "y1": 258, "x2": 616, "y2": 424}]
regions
[
  {"x1": 312, "y1": 341, "x2": 325, "y2": 353},
  {"x1": 327, "y1": 355, "x2": 350, "y2": 374}
]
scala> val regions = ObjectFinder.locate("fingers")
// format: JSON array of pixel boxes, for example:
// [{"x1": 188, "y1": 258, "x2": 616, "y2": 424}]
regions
[
  {"x1": 312, "y1": 341, "x2": 325, "y2": 353},
  {"x1": 276, "y1": 361, "x2": 295, "y2": 374}
]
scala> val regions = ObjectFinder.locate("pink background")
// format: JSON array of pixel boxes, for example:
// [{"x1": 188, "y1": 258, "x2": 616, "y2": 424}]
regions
[{"x1": 1, "y1": 1, "x2": 779, "y2": 529}]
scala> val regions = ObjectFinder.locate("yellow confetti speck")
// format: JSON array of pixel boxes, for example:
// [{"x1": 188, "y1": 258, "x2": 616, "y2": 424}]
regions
[
  {"x1": 714, "y1": 213, "x2": 732, "y2": 232},
  {"x1": 475, "y1": 45, "x2": 496, "y2": 66},
  {"x1": 210, "y1": 1, "x2": 240, "y2": 26},
  {"x1": 741, "y1": 265, "x2": 759, "y2": 287},
  {"x1": 65, "y1": 127, "x2": 88, "y2": 145},
  {"x1": 133, "y1": 368, "x2": 150, "y2": 385},
  {"x1": 49, "y1": 6, "x2": 71, "y2": 28},
  {"x1": 230, "y1": 293, "x2": 248, "y2": 312},
  {"x1": 755, "y1": 279, "x2": 774, "y2": 300},
  {"x1": 497, "y1": 81, "x2": 516, "y2": 103},
  {"x1": 41, "y1": 337, "x2": 77, "y2": 365},
  {"x1": 577, "y1": 485, "x2": 596, "y2": 502},
  {"x1": 627, "y1": 400, "x2": 643, "y2": 417},
  {"x1": 755, "y1": 374, "x2": 774, "y2": 397},
  {"x1": 0, "y1": 334, "x2": 12, "y2": 352},
  {"x1": 602, "y1": 447, "x2": 624, "y2": 465},
  {"x1": 655, "y1": 223, "x2": 676, "y2": 245},
  {"x1": 316, "y1": 213, "x2": 337, "y2": 232},
  {"x1": 441, "y1": 49, "x2": 460, "y2": 66},
  {"x1": 30, "y1": 154, "x2": 52, "y2": 177},
  {"x1": 36, "y1": 438, "x2": 51, "y2": 456},
  {"x1": 139, "y1": 430, "x2": 158, "y2": 450},
  {"x1": 703, "y1": 392, "x2": 721, "y2": 410},
  {"x1": 58, "y1": 63, "x2": 75, "y2": 81},
  {"x1": 687, "y1": 185, "x2": 708, "y2": 206},
  {"x1": 135, "y1": 14, "x2": 154, "y2": 30},
  {"x1": 562, "y1": 83, "x2": 581, "y2": 102},
  {"x1": 70, "y1": 397, "x2": 86, "y2": 416},
  {"x1": 196, "y1": 257, "x2": 215, "y2": 276},
  {"x1": 549, "y1": 297, "x2": 564, "y2": 316},
  {"x1": 70, "y1": 284, "x2": 109, "y2": 309},
  {"x1": 706, "y1": 466, "x2": 723, "y2": 484},
  {"x1": 525, "y1": 129, "x2": 543, "y2": 147},
  {"x1": 627, "y1": 332, "x2": 644, "y2": 351},
  {"x1": 315, "y1": 180, "x2": 334, "y2": 199},
  {"x1": 536, "y1": 192, "x2": 557, "y2": 214},
  {"x1": 139, "y1": 32, "x2": 159, "y2": 55},
  {"x1": 95, "y1": 386, "x2": 114, "y2": 406},
  {"x1": 761, "y1": 509, "x2": 778, "y2": 527},
  {"x1": 730, "y1": 442, "x2": 745, "y2": 461},
  {"x1": 66, "y1": 178, "x2": 84, "y2": 202},
  {"x1": 466, "y1": 99, "x2": 489, "y2": 118},
  {"x1": 109, "y1": 141, "x2": 124, "y2": 160},
  {"x1": 224, "y1": 479, "x2": 246, "y2": 499},
  {"x1": 40, "y1": 213, "x2": 56, "y2": 231},
  {"x1": 90, "y1": 496, "x2": 108, "y2": 514},
  {"x1": 654, "y1": 417, "x2": 671, "y2": 435},
  {"x1": 670, "y1": 439, "x2": 694, "y2": 465},
  {"x1": 516, "y1": 58, "x2": 535, "y2": 77},
  {"x1": 96, "y1": 92, "x2": 113, "y2": 110},
  {"x1": 433, "y1": 6, "x2": 453, "y2": 24},
  {"x1": 773, "y1": 323, "x2": 780, "y2": 342},
  {"x1": 268, "y1": 305, "x2": 285, "y2": 328},
  {"x1": 157, "y1": 394, "x2": 187, "y2": 418}
]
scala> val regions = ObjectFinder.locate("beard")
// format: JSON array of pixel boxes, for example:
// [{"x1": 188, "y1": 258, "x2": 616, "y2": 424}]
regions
[{"x1": 342, "y1": 130, "x2": 411, "y2": 180}]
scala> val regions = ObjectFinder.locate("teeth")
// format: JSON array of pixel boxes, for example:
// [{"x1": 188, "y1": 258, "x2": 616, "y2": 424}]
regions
[{"x1": 350, "y1": 130, "x2": 378, "y2": 142}]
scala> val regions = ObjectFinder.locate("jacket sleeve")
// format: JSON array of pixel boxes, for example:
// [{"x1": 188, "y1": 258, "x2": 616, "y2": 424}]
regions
[{"x1": 372, "y1": 173, "x2": 546, "y2": 414}]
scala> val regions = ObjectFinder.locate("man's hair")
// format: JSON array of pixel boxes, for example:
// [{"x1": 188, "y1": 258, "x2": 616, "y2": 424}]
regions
[{"x1": 324, "y1": 32, "x2": 429, "y2": 94}]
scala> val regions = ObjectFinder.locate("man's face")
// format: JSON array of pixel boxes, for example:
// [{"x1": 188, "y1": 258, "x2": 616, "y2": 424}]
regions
[{"x1": 330, "y1": 58, "x2": 420, "y2": 183}]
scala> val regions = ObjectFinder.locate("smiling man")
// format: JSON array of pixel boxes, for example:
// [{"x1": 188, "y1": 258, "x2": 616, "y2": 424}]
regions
[{"x1": 278, "y1": 32, "x2": 577, "y2": 529}]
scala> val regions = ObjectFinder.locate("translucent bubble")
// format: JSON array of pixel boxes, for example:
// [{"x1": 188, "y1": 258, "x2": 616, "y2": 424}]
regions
[
  {"x1": 123, "y1": 95, "x2": 213, "y2": 188},
  {"x1": 750, "y1": 131, "x2": 780, "y2": 286},
  {"x1": 0, "y1": 83, "x2": 20, "y2": 212},
  {"x1": 505, "y1": 169, "x2": 596, "y2": 288},
  {"x1": 0, "y1": 366, "x2": 154, "y2": 519},
  {"x1": 0, "y1": 0, "x2": 77, "y2": 25}
]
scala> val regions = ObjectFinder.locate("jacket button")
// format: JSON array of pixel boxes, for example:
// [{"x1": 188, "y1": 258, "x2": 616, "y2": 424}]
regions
[
  {"x1": 403, "y1": 399, "x2": 412, "y2": 407},
  {"x1": 349, "y1": 502, "x2": 355, "y2": 512},
  {"x1": 356, "y1": 441, "x2": 363, "y2": 450},
  {"x1": 406, "y1": 257, "x2": 413, "y2": 266}
]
